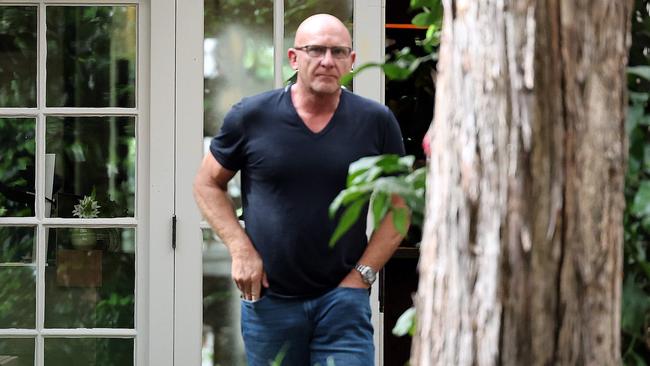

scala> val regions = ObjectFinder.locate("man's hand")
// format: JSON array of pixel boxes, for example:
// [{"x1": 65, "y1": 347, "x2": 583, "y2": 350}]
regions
[
  {"x1": 231, "y1": 246, "x2": 269, "y2": 301},
  {"x1": 338, "y1": 268, "x2": 369, "y2": 289}
]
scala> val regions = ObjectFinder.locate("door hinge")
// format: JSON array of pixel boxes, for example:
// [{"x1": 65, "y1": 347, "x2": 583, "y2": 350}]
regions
[{"x1": 172, "y1": 214, "x2": 177, "y2": 250}]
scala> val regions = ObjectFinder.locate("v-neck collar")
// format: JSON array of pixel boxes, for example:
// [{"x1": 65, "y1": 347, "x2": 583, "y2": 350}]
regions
[{"x1": 284, "y1": 85, "x2": 345, "y2": 138}]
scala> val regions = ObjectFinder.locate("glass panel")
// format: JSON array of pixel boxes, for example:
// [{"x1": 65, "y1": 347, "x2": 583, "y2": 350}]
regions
[
  {"x1": 0, "y1": 226, "x2": 36, "y2": 329},
  {"x1": 202, "y1": 229, "x2": 245, "y2": 366},
  {"x1": 204, "y1": 0, "x2": 274, "y2": 140},
  {"x1": 0, "y1": 118, "x2": 35, "y2": 217},
  {"x1": 46, "y1": 6, "x2": 136, "y2": 108},
  {"x1": 0, "y1": 6, "x2": 37, "y2": 108},
  {"x1": 45, "y1": 228, "x2": 135, "y2": 329},
  {"x1": 283, "y1": 0, "x2": 353, "y2": 81},
  {"x1": 44, "y1": 338, "x2": 133, "y2": 366},
  {"x1": 46, "y1": 116, "x2": 135, "y2": 218},
  {"x1": 0, "y1": 338, "x2": 35, "y2": 366}
]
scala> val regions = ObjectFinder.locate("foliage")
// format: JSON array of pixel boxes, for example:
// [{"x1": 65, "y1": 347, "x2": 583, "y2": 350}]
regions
[
  {"x1": 341, "y1": 0, "x2": 440, "y2": 87},
  {"x1": 624, "y1": 0, "x2": 650, "y2": 358},
  {"x1": 328, "y1": 155, "x2": 425, "y2": 247},
  {"x1": 0, "y1": 117, "x2": 35, "y2": 217},
  {"x1": 622, "y1": 2, "x2": 650, "y2": 363},
  {"x1": 392, "y1": 306, "x2": 417, "y2": 337}
]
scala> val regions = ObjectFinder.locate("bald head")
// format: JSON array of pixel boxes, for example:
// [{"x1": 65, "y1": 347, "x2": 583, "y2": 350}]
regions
[{"x1": 294, "y1": 14, "x2": 352, "y2": 48}]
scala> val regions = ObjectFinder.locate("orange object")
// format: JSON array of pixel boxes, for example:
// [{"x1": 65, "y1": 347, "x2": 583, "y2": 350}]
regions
[{"x1": 385, "y1": 23, "x2": 428, "y2": 30}]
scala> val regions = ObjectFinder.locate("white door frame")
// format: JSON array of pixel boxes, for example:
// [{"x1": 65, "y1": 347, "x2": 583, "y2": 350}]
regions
[
  {"x1": 173, "y1": 0, "x2": 204, "y2": 365},
  {"x1": 148, "y1": 0, "x2": 178, "y2": 365},
  {"x1": 172, "y1": 0, "x2": 387, "y2": 364}
]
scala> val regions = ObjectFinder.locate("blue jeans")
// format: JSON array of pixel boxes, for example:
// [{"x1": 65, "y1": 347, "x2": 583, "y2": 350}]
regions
[{"x1": 240, "y1": 287, "x2": 374, "y2": 366}]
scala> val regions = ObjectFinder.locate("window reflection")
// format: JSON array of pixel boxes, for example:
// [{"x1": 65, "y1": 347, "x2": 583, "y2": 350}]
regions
[
  {"x1": 0, "y1": 338, "x2": 35, "y2": 366},
  {"x1": 45, "y1": 227, "x2": 135, "y2": 329},
  {"x1": 0, "y1": 6, "x2": 37, "y2": 108},
  {"x1": 202, "y1": 229, "x2": 246, "y2": 366},
  {"x1": 46, "y1": 116, "x2": 136, "y2": 218},
  {"x1": 204, "y1": 0, "x2": 274, "y2": 140},
  {"x1": 46, "y1": 6, "x2": 136, "y2": 108},
  {"x1": 0, "y1": 226, "x2": 36, "y2": 329},
  {"x1": 44, "y1": 338, "x2": 133, "y2": 366},
  {"x1": 203, "y1": 2, "x2": 274, "y2": 364},
  {"x1": 0, "y1": 118, "x2": 35, "y2": 217}
]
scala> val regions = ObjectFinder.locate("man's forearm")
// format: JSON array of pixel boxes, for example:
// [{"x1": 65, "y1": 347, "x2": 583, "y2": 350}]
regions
[
  {"x1": 193, "y1": 180, "x2": 254, "y2": 254},
  {"x1": 358, "y1": 197, "x2": 408, "y2": 271}
]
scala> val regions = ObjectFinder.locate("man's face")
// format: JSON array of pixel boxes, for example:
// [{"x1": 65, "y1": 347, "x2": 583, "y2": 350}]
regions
[{"x1": 288, "y1": 21, "x2": 355, "y2": 96}]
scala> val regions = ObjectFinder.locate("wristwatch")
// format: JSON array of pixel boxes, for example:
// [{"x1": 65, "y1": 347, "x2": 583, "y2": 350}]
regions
[{"x1": 354, "y1": 264, "x2": 377, "y2": 286}]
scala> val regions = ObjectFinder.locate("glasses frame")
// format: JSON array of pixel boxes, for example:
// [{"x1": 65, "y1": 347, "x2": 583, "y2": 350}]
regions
[{"x1": 293, "y1": 45, "x2": 353, "y2": 59}]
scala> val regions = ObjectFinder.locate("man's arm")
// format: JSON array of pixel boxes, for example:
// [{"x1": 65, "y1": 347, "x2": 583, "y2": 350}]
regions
[
  {"x1": 193, "y1": 154, "x2": 268, "y2": 300},
  {"x1": 338, "y1": 194, "x2": 409, "y2": 288}
]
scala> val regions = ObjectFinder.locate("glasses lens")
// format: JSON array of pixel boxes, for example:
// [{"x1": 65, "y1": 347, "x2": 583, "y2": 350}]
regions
[
  {"x1": 331, "y1": 47, "x2": 350, "y2": 58},
  {"x1": 307, "y1": 46, "x2": 326, "y2": 57}
]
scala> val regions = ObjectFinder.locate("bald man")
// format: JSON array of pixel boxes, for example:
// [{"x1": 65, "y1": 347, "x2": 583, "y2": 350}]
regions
[{"x1": 194, "y1": 14, "x2": 405, "y2": 365}]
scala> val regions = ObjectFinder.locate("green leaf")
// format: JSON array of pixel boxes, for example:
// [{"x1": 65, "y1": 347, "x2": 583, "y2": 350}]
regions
[
  {"x1": 329, "y1": 198, "x2": 369, "y2": 247},
  {"x1": 410, "y1": 0, "x2": 438, "y2": 9},
  {"x1": 628, "y1": 66, "x2": 650, "y2": 81},
  {"x1": 631, "y1": 181, "x2": 650, "y2": 217},
  {"x1": 329, "y1": 184, "x2": 373, "y2": 218},
  {"x1": 371, "y1": 191, "x2": 390, "y2": 229},
  {"x1": 392, "y1": 207, "x2": 409, "y2": 236},
  {"x1": 621, "y1": 275, "x2": 650, "y2": 334},
  {"x1": 340, "y1": 62, "x2": 383, "y2": 87},
  {"x1": 392, "y1": 306, "x2": 416, "y2": 337},
  {"x1": 629, "y1": 91, "x2": 649, "y2": 104},
  {"x1": 627, "y1": 103, "x2": 645, "y2": 134},
  {"x1": 382, "y1": 63, "x2": 413, "y2": 80},
  {"x1": 412, "y1": 11, "x2": 438, "y2": 27}
]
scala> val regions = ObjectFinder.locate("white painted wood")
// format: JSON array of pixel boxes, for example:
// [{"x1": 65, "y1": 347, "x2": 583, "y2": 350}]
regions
[
  {"x1": 0, "y1": 330, "x2": 39, "y2": 336},
  {"x1": 40, "y1": 329, "x2": 138, "y2": 337},
  {"x1": 353, "y1": 0, "x2": 385, "y2": 364},
  {"x1": 0, "y1": 0, "x2": 138, "y2": 3},
  {"x1": 38, "y1": 108, "x2": 138, "y2": 116},
  {"x1": 135, "y1": 2, "x2": 151, "y2": 366},
  {"x1": 173, "y1": 0, "x2": 203, "y2": 364},
  {"x1": 273, "y1": 0, "x2": 284, "y2": 88},
  {"x1": 0, "y1": 109, "x2": 38, "y2": 116},
  {"x1": 0, "y1": 218, "x2": 40, "y2": 225},
  {"x1": 148, "y1": 0, "x2": 176, "y2": 365}
]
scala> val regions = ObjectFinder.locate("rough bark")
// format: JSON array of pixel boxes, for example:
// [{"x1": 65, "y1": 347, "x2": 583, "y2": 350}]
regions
[{"x1": 411, "y1": 0, "x2": 633, "y2": 365}]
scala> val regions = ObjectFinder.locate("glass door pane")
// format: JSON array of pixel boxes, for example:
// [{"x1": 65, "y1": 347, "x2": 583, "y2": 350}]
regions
[
  {"x1": 203, "y1": 0, "x2": 275, "y2": 364},
  {"x1": 0, "y1": 3, "x2": 142, "y2": 365},
  {"x1": 0, "y1": 118, "x2": 36, "y2": 217},
  {"x1": 46, "y1": 6, "x2": 136, "y2": 108},
  {"x1": 0, "y1": 6, "x2": 37, "y2": 108}
]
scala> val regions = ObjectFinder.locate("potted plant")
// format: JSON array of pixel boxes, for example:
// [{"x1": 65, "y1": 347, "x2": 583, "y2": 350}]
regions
[{"x1": 70, "y1": 193, "x2": 101, "y2": 250}]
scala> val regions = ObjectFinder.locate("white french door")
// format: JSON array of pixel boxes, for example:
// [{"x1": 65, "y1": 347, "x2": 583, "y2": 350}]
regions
[
  {"x1": 173, "y1": 1, "x2": 386, "y2": 365},
  {"x1": 0, "y1": 1, "x2": 168, "y2": 365}
]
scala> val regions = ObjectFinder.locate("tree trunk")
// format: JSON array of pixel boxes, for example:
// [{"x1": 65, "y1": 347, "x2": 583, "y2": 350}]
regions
[{"x1": 411, "y1": 0, "x2": 633, "y2": 365}]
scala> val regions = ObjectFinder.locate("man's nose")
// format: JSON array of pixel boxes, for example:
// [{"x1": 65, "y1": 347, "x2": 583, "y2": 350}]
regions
[{"x1": 319, "y1": 49, "x2": 335, "y2": 66}]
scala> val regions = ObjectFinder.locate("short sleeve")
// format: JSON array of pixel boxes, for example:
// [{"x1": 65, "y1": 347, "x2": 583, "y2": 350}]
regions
[
  {"x1": 210, "y1": 101, "x2": 246, "y2": 171},
  {"x1": 381, "y1": 107, "x2": 406, "y2": 156}
]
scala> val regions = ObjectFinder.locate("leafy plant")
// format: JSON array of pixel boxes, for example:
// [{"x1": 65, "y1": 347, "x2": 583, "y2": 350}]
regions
[
  {"x1": 328, "y1": 155, "x2": 425, "y2": 247},
  {"x1": 621, "y1": 1, "x2": 650, "y2": 363},
  {"x1": 72, "y1": 192, "x2": 101, "y2": 219}
]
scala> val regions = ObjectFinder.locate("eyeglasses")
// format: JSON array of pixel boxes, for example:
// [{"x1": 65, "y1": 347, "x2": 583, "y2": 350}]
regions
[{"x1": 294, "y1": 45, "x2": 352, "y2": 59}]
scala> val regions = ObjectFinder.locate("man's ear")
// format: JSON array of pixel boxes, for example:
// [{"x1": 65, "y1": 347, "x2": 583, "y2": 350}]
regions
[{"x1": 287, "y1": 49, "x2": 298, "y2": 69}]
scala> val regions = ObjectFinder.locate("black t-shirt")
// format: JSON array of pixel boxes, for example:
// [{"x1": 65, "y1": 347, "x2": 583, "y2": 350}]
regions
[{"x1": 210, "y1": 86, "x2": 405, "y2": 297}]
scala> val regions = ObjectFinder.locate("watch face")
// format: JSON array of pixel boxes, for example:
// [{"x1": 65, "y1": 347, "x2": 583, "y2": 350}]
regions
[
  {"x1": 356, "y1": 264, "x2": 376, "y2": 285},
  {"x1": 362, "y1": 267, "x2": 376, "y2": 284}
]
